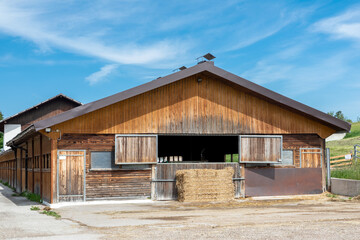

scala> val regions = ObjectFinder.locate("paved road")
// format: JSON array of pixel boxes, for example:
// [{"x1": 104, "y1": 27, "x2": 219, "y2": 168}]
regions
[
  {"x1": 1, "y1": 183, "x2": 360, "y2": 240},
  {"x1": 0, "y1": 183, "x2": 102, "y2": 239}
]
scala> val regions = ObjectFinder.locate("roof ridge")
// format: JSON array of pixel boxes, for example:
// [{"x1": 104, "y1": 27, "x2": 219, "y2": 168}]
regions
[{"x1": 0, "y1": 94, "x2": 82, "y2": 124}]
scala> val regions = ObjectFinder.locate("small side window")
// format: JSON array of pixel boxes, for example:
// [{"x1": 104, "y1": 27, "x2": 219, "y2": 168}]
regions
[{"x1": 281, "y1": 150, "x2": 294, "y2": 165}]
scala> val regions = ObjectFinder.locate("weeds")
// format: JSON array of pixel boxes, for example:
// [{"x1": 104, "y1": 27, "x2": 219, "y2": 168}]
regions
[
  {"x1": 41, "y1": 210, "x2": 61, "y2": 219},
  {"x1": 331, "y1": 165, "x2": 360, "y2": 180},
  {"x1": 0, "y1": 180, "x2": 16, "y2": 191},
  {"x1": 326, "y1": 193, "x2": 338, "y2": 198},
  {"x1": 30, "y1": 206, "x2": 40, "y2": 211},
  {"x1": 19, "y1": 191, "x2": 43, "y2": 203}
]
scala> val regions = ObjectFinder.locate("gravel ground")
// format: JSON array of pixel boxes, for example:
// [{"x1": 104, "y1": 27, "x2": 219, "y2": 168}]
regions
[{"x1": 1, "y1": 183, "x2": 360, "y2": 240}]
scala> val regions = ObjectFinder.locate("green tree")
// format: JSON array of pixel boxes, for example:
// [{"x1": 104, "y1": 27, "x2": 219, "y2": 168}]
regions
[{"x1": 327, "y1": 110, "x2": 352, "y2": 123}]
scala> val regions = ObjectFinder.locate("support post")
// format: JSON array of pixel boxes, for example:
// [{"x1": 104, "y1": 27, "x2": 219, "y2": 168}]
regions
[
  {"x1": 326, "y1": 148, "x2": 331, "y2": 191},
  {"x1": 32, "y1": 137, "x2": 35, "y2": 194},
  {"x1": 151, "y1": 164, "x2": 156, "y2": 200},
  {"x1": 40, "y1": 135, "x2": 43, "y2": 199},
  {"x1": 50, "y1": 139, "x2": 57, "y2": 204},
  {"x1": 240, "y1": 163, "x2": 245, "y2": 198}
]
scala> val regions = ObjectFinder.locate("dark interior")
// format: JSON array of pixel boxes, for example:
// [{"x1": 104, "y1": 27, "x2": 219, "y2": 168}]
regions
[{"x1": 158, "y1": 135, "x2": 238, "y2": 162}]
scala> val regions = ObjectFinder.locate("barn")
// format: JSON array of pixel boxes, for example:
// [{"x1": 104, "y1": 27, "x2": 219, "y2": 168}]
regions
[{"x1": 0, "y1": 60, "x2": 351, "y2": 203}]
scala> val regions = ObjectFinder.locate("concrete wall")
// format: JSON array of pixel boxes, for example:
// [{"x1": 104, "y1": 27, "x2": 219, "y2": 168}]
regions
[
  {"x1": 326, "y1": 132, "x2": 346, "y2": 142},
  {"x1": 3, "y1": 124, "x2": 21, "y2": 150},
  {"x1": 331, "y1": 178, "x2": 360, "y2": 197}
]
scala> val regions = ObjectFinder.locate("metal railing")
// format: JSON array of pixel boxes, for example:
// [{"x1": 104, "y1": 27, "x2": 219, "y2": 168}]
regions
[{"x1": 354, "y1": 145, "x2": 360, "y2": 164}]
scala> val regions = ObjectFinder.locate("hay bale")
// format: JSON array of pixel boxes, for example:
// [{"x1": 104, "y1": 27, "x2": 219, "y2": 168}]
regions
[{"x1": 176, "y1": 167, "x2": 235, "y2": 202}]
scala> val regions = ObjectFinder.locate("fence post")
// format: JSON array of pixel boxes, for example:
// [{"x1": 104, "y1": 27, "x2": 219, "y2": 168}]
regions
[{"x1": 326, "y1": 148, "x2": 331, "y2": 191}]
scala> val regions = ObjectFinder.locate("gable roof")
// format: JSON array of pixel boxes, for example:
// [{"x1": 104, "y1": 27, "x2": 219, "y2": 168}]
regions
[
  {"x1": 0, "y1": 94, "x2": 82, "y2": 132},
  {"x1": 33, "y1": 61, "x2": 350, "y2": 133}
]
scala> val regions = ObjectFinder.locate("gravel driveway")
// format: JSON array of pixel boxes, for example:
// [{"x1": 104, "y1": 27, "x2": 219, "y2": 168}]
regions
[{"x1": 1, "y1": 183, "x2": 360, "y2": 240}]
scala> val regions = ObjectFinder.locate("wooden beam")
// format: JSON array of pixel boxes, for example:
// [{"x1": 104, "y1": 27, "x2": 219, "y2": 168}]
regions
[
  {"x1": 32, "y1": 137, "x2": 35, "y2": 194},
  {"x1": 40, "y1": 134, "x2": 43, "y2": 199},
  {"x1": 240, "y1": 163, "x2": 245, "y2": 198},
  {"x1": 50, "y1": 139, "x2": 57, "y2": 204}
]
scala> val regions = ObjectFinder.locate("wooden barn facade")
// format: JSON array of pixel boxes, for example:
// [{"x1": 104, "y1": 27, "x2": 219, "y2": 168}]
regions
[{"x1": 0, "y1": 61, "x2": 350, "y2": 203}]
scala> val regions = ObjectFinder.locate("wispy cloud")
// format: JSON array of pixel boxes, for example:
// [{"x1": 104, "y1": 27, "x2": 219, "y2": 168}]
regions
[
  {"x1": 241, "y1": 43, "x2": 358, "y2": 96},
  {"x1": 0, "y1": 0, "x2": 316, "y2": 69},
  {"x1": 85, "y1": 64, "x2": 119, "y2": 85},
  {"x1": 0, "y1": 1, "x2": 190, "y2": 66},
  {"x1": 312, "y1": 7, "x2": 360, "y2": 42}
]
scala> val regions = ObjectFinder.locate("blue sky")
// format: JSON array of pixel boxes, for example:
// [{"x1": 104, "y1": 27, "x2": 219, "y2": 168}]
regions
[{"x1": 0, "y1": 0, "x2": 360, "y2": 121}]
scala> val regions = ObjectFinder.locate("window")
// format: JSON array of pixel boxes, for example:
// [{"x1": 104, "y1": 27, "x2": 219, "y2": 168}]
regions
[
  {"x1": 239, "y1": 135, "x2": 282, "y2": 163},
  {"x1": 91, "y1": 151, "x2": 117, "y2": 170},
  {"x1": 281, "y1": 150, "x2": 294, "y2": 165}
]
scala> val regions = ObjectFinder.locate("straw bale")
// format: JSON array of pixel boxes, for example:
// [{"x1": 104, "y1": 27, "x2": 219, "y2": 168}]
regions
[{"x1": 176, "y1": 167, "x2": 235, "y2": 202}]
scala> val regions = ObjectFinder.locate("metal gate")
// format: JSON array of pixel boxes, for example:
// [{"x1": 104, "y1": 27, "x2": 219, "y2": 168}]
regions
[
  {"x1": 152, "y1": 163, "x2": 243, "y2": 200},
  {"x1": 57, "y1": 150, "x2": 86, "y2": 202}
]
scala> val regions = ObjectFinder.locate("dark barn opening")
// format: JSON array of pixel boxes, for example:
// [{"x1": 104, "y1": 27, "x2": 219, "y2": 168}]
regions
[{"x1": 158, "y1": 135, "x2": 238, "y2": 163}]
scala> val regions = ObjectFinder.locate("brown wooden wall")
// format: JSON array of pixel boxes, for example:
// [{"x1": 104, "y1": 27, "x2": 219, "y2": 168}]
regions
[
  {"x1": 240, "y1": 136, "x2": 281, "y2": 163},
  {"x1": 115, "y1": 135, "x2": 157, "y2": 164},
  {"x1": 50, "y1": 75, "x2": 335, "y2": 139},
  {"x1": 0, "y1": 134, "x2": 52, "y2": 202},
  {"x1": 1, "y1": 98, "x2": 80, "y2": 131},
  {"x1": 58, "y1": 134, "x2": 151, "y2": 199}
]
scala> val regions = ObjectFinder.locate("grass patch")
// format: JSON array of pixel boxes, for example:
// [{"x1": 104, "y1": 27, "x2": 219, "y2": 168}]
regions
[
  {"x1": 326, "y1": 193, "x2": 338, "y2": 198},
  {"x1": 331, "y1": 165, "x2": 360, "y2": 180},
  {"x1": 327, "y1": 122, "x2": 360, "y2": 157},
  {"x1": 20, "y1": 191, "x2": 43, "y2": 203},
  {"x1": 30, "y1": 206, "x2": 40, "y2": 211},
  {"x1": 41, "y1": 210, "x2": 61, "y2": 219},
  {"x1": 0, "y1": 180, "x2": 16, "y2": 191},
  {"x1": 344, "y1": 122, "x2": 360, "y2": 139}
]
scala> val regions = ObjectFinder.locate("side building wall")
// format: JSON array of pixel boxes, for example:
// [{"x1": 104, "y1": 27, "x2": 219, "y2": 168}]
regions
[{"x1": 0, "y1": 134, "x2": 52, "y2": 203}]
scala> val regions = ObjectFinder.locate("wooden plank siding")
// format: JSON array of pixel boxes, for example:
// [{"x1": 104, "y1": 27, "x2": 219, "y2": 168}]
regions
[
  {"x1": 0, "y1": 133, "x2": 52, "y2": 202},
  {"x1": 47, "y1": 75, "x2": 335, "y2": 139},
  {"x1": 240, "y1": 136, "x2": 281, "y2": 163},
  {"x1": 115, "y1": 135, "x2": 157, "y2": 164},
  {"x1": 57, "y1": 134, "x2": 151, "y2": 199}
]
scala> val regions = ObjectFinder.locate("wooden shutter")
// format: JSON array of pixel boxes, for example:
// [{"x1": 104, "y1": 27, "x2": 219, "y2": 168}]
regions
[
  {"x1": 115, "y1": 135, "x2": 157, "y2": 164},
  {"x1": 240, "y1": 136, "x2": 282, "y2": 163}
]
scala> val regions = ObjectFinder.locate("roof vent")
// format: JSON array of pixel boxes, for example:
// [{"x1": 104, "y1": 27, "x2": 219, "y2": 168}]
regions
[
  {"x1": 173, "y1": 66, "x2": 187, "y2": 72},
  {"x1": 196, "y1": 53, "x2": 216, "y2": 64}
]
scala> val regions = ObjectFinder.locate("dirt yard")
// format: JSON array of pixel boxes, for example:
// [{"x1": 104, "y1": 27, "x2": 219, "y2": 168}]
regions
[{"x1": 1, "y1": 183, "x2": 360, "y2": 240}]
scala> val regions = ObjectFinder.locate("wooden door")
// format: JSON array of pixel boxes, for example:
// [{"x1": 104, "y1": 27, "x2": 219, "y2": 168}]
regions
[{"x1": 57, "y1": 150, "x2": 86, "y2": 202}]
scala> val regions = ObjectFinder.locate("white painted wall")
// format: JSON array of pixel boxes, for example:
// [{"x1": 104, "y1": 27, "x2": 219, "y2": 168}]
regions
[{"x1": 3, "y1": 124, "x2": 21, "y2": 150}]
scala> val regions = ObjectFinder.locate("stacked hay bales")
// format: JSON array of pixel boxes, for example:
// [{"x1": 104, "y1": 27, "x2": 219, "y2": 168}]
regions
[{"x1": 176, "y1": 167, "x2": 234, "y2": 202}]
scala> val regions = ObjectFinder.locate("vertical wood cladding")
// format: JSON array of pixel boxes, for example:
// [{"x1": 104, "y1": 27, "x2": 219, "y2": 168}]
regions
[
  {"x1": 0, "y1": 134, "x2": 52, "y2": 202},
  {"x1": 52, "y1": 75, "x2": 335, "y2": 139},
  {"x1": 58, "y1": 134, "x2": 151, "y2": 199},
  {"x1": 240, "y1": 136, "x2": 281, "y2": 163},
  {"x1": 58, "y1": 151, "x2": 85, "y2": 200},
  {"x1": 115, "y1": 136, "x2": 157, "y2": 164},
  {"x1": 1, "y1": 98, "x2": 80, "y2": 131}
]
